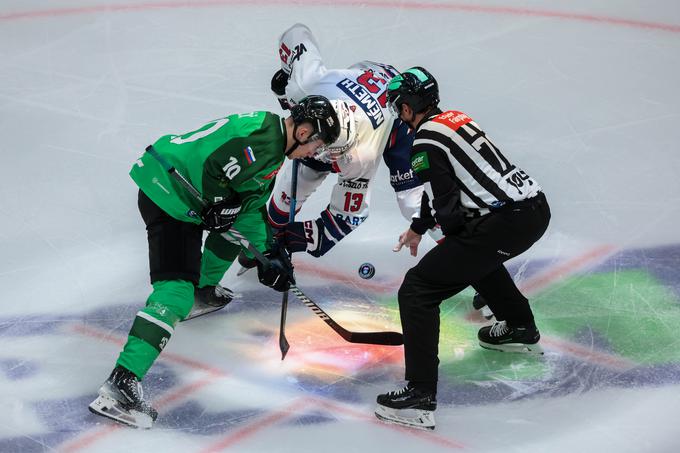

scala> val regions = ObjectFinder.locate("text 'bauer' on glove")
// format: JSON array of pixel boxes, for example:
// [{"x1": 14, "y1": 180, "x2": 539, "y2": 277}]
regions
[
  {"x1": 256, "y1": 245, "x2": 295, "y2": 292},
  {"x1": 200, "y1": 197, "x2": 241, "y2": 232}
]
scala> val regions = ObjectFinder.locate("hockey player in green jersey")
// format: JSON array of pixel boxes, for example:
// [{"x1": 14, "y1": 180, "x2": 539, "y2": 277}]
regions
[{"x1": 88, "y1": 95, "x2": 341, "y2": 429}]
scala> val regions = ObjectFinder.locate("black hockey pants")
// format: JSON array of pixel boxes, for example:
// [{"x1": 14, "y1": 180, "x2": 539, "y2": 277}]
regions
[{"x1": 398, "y1": 193, "x2": 551, "y2": 390}]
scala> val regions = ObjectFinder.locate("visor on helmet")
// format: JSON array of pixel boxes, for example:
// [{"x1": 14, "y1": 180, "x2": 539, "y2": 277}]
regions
[{"x1": 314, "y1": 100, "x2": 357, "y2": 163}]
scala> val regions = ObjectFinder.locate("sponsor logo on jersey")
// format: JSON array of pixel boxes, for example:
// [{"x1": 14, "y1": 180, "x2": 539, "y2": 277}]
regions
[
  {"x1": 432, "y1": 110, "x2": 472, "y2": 131},
  {"x1": 336, "y1": 78, "x2": 385, "y2": 129},
  {"x1": 411, "y1": 152, "x2": 430, "y2": 173},
  {"x1": 339, "y1": 179, "x2": 369, "y2": 190},
  {"x1": 243, "y1": 146, "x2": 256, "y2": 164},
  {"x1": 390, "y1": 168, "x2": 415, "y2": 183}
]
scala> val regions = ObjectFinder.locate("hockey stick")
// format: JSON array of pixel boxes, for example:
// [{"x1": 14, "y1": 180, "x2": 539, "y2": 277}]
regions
[
  {"x1": 277, "y1": 159, "x2": 299, "y2": 360},
  {"x1": 145, "y1": 146, "x2": 404, "y2": 346},
  {"x1": 222, "y1": 230, "x2": 402, "y2": 346}
]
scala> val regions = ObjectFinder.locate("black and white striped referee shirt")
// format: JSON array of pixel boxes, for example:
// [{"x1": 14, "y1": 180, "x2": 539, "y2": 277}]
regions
[{"x1": 410, "y1": 109, "x2": 541, "y2": 235}]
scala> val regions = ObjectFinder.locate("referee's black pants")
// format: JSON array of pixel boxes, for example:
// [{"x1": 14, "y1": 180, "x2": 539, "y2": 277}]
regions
[{"x1": 398, "y1": 193, "x2": 551, "y2": 391}]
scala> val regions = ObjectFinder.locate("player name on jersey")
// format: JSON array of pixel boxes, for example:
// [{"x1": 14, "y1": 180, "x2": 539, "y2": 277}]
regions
[{"x1": 336, "y1": 78, "x2": 385, "y2": 129}]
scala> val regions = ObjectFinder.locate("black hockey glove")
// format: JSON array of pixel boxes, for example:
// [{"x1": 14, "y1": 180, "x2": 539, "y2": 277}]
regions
[
  {"x1": 257, "y1": 244, "x2": 295, "y2": 292},
  {"x1": 200, "y1": 198, "x2": 241, "y2": 232},
  {"x1": 271, "y1": 69, "x2": 291, "y2": 110},
  {"x1": 274, "y1": 221, "x2": 310, "y2": 254}
]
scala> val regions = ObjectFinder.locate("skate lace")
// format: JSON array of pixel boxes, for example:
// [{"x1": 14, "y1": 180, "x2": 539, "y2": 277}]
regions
[
  {"x1": 389, "y1": 386, "x2": 410, "y2": 397},
  {"x1": 117, "y1": 373, "x2": 142, "y2": 404},
  {"x1": 214, "y1": 286, "x2": 233, "y2": 299},
  {"x1": 489, "y1": 320, "x2": 509, "y2": 337}
]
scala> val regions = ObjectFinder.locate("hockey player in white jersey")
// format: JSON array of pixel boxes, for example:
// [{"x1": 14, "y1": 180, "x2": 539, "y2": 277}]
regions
[{"x1": 261, "y1": 23, "x2": 438, "y2": 259}]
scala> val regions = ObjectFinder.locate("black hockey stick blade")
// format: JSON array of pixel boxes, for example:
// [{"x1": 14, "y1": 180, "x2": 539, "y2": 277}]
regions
[
  {"x1": 279, "y1": 291, "x2": 290, "y2": 360},
  {"x1": 289, "y1": 286, "x2": 404, "y2": 346},
  {"x1": 346, "y1": 330, "x2": 403, "y2": 346}
]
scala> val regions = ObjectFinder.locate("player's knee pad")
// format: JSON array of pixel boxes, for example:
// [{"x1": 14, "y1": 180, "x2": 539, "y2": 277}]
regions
[{"x1": 146, "y1": 280, "x2": 195, "y2": 324}]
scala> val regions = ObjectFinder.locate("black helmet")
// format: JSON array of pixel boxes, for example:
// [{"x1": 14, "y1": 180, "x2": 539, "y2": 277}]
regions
[
  {"x1": 290, "y1": 95, "x2": 341, "y2": 145},
  {"x1": 386, "y1": 66, "x2": 439, "y2": 115}
]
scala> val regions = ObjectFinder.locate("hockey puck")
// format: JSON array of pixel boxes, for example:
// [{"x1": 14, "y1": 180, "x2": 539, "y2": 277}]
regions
[{"x1": 358, "y1": 262, "x2": 375, "y2": 279}]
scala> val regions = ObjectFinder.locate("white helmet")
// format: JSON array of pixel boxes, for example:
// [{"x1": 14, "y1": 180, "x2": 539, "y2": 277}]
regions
[{"x1": 314, "y1": 100, "x2": 357, "y2": 163}]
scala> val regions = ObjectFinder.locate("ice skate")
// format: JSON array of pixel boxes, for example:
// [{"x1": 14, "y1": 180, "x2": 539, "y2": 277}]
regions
[
  {"x1": 478, "y1": 320, "x2": 544, "y2": 354},
  {"x1": 375, "y1": 385, "x2": 436, "y2": 430},
  {"x1": 183, "y1": 285, "x2": 234, "y2": 321},
  {"x1": 472, "y1": 292, "x2": 495, "y2": 320},
  {"x1": 88, "y1": 365, "x2": 158, "y2": 429}
]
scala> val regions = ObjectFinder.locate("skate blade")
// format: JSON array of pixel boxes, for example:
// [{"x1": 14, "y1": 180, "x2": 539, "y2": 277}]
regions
[
  {"x1": 374, "y1": 404, "x2": 435, "y2": 430},
  {"x1": 236, "y1": 266, "x2": 253, "y2": 277},
  {"x1": 183, "y1": 303, "x2": 227, "y2": 321},
  {"x1": 89, "y1": 394, "x2": 153, "y2": 429},
  {"x1": 479, "y1": 340, "x2": 544, "y2": 354}
]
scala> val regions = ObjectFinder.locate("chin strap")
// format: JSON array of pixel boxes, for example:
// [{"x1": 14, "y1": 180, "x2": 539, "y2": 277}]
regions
[
  {"x1": 285, "y1": 124, "x2": 302, "y2": 156},
  {"x1": 286, "y1": 124, "x2": 321, "y2": 156},
  {"x1": 285, "y1": 141, "x2": 299, "y2": 157}
]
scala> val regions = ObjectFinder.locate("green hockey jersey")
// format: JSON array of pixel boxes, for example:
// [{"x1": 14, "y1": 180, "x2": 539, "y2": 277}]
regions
[{"x1": 130, "y1": 111, "x2": 287, "y2": 223}]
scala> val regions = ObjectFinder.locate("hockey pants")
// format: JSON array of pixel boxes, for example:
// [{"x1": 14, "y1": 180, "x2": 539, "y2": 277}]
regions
[{"x1": 116, "y1": 191, "x2": 270, "y2": 379}]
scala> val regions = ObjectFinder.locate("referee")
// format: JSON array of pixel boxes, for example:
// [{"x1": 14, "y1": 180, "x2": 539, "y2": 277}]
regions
[{"x1": 375, "y1": 67, "x2": 551, "y2": 430}]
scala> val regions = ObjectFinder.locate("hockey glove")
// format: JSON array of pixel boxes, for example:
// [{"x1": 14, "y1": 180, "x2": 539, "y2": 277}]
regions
[
  {"x1": 274, "y1": 221, "x2": 311, "y2": 254},
  {"x1": 271, "y1": 69, "x2": 291, "y2": 110},
  {"x1": 257, "y1": 244, "x2": 295, "y2": 292},
  {"x1": 200, "y1": 198, "x2": 241, "y2": 232}
]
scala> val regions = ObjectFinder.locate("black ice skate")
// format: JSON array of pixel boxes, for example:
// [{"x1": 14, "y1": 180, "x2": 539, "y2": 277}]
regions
[
  {"x1": 88, "y1": 365, "x2": 158, "y2": 429},
  {"x1": 236, "y1": 250, "x2": 257, "y2": 276},
  {"x1": 472, "y1": 292, "x2": 494, "y2": 320},
  {"x1": 183, "y1": 285, "x2": 235, "y2": 321},
  {"x1": 478, "y1": 320, "x2": 543, "y2": 354},
  {"x1": 375, "y1": 385, "x2": 437, "y2": 430}
]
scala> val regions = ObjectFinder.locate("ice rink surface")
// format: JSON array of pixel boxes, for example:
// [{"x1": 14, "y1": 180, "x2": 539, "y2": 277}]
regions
[{"x1": 1, "y1": 1, "x2": 680, "y2": 451}]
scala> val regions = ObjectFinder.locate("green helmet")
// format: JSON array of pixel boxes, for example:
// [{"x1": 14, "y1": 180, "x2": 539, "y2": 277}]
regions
[{"x1": 386, "y1": 67, "x2": 439, "y2": 115}]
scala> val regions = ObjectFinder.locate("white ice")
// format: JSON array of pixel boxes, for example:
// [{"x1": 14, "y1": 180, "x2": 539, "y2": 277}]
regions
[{"x1": 1, "y1": 1, "x2": 680, "y2": 452}]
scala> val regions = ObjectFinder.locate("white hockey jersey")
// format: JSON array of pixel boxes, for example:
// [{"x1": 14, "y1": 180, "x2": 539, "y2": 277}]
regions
[
  {"x1": 280, "y1": 23, "x2": 397, "y2": 180},
  {"x1": 269, "y1": 23, "x2": 430, "y2": 257}
]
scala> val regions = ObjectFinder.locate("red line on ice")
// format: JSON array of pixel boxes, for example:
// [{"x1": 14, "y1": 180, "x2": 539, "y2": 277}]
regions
[
  {"x1": 61, "y1": 324, "x2": 227, "y2": 451},
  {"x1": 70, "y1": 323, "x2": 227, "y2": 376},
  {"x1": 196, "y1": 398, "x2": 309, "y2": 453},
  {"x1": 519, "y1": 244, "x2": 618, "y2": 296},
  {"x1": 308, "y1": 396, "x2": 465, "y2": 449},
  {"x1": 1, "y1": 1, "x2": 679, "y2": 34},
  {"x1": 61, "y1": 376, "x2": 218, "y2": 452}
]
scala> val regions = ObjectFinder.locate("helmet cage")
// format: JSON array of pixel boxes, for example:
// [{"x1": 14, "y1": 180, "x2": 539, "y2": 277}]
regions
[{"x1": 314, "y1": 100, "x2": 357, "y2": 163}]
